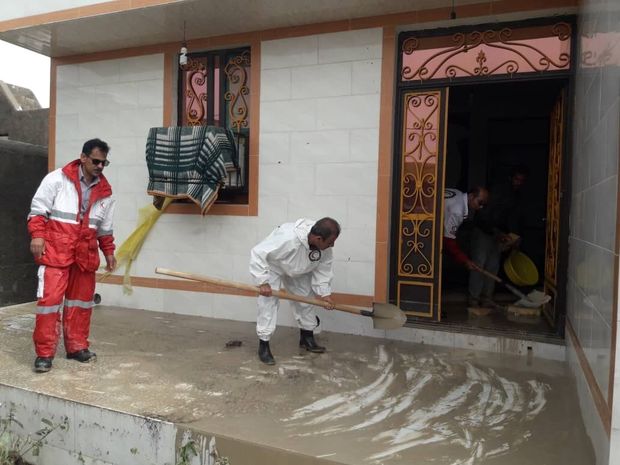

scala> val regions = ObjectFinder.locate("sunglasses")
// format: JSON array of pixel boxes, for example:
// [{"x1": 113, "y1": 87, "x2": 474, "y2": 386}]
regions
[{"x1": 89, "y1": 156, "x2": 110, "y2": 167}]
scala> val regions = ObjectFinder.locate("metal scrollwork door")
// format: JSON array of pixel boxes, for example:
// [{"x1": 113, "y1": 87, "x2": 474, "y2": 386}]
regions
[
  {"x1": 392, "y1": 88, "x2": 449, "y2": 320},
  {"x1": 543, "y1": 89, "x2": 565, "y2": 326}
]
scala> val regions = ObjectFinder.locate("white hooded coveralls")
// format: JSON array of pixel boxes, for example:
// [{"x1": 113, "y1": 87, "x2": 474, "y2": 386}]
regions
[{"x1": 249, "y1": 219, "x2": 334, "y2": 341}]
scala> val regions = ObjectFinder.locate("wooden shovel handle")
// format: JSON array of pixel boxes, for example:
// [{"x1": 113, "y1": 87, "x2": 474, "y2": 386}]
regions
[
  {"x1": 154, "y1": 268, "x2": 370, "y2": 317},
  {"x1": 471, "y1": 265, "x2": 529, "y2": 301}
]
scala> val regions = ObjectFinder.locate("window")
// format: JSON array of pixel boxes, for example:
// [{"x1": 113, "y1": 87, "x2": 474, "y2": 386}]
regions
[{"x1": 178, "y1": 47, "x2": 251, "y2": 204}]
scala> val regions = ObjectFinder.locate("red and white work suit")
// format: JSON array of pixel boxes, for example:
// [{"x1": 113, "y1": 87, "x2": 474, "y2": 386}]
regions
[
  {"x1": 442, "y1": 188, "x2": 470, "y2": 265},
  {"x1": 27, "y1": 159, "x2": 116, "y2": 358}
]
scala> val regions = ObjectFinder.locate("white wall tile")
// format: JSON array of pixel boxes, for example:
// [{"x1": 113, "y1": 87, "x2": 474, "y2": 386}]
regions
[
  {"x1": 116, "y1": 55, "x2": 164, "y2": 82},
  {"x1": 260, "y1": 99, "x2": 317, "y2": 132},
  {"x1": 610, "y1": 429, "x2": 620, "y2": 465},
  {"x1": 318, "y1": 28, "x2": 382, "y2": 63},
  {"x1": 79, "y1": 60, "x2": 121, "y2": 86},
  {"x1": 316, "y1": 94, "x2": 380, "y2": 129},
  {"x1": 291, "y1": 63, "x2": 352, "y2": 98},
  {"x1": 115, "y1": 108, "x2": 163, "y2": 137},
  {"x1": 350, "y1": 128, "x2": 380, "y2": 162},
  {"x1": 56, "y1": 88, "x2": 82, "y2": 115},
  {"x1": 347, "y1": 195, "x2": 377, "y2": 229},
  {"x1": 232, "y1": 252, "x2": 253, "y2": 284},
  {"x1": 287, "y1": 194, "x2": 348, "y2": 224},
  {"x1": 116, "y1": 165, "x2": 149, "y2": 194},
  {"x1": 113, "y1": 195, "x2": 138, "y2": 222},
  {"x1": 344, "y1": 260, "x2": 376, "y2": 295},
  {"x1": 595, "y1": 177, "x2": 618, "y2": 251},
  {"x1": 56, "y1": 64, "x2": 80, "y2": 89},
  {"x1": 213, "y1": 223, "x2": 260, "y2": 255},
  {"x1": 567, "y1": 337, "x2": 610, "y2": 465},
  {"x1": 336, "y1": 227, "x2": 376, "y2": 262},
  {"x1": 316, "y1": 162, "x2": 377, "y2": 195},
  {"x1": 77, "y1": 111, "x2": 118, "y2": 139},
  {"x1": 260, "y1": 68, "x2": 292, "y2": 101},
  {"x1": 138, "y1": 79, "x2": 164, "y2": 106},
  {"x1": 256, "y1": 195, "x2": 289, "y2": 230},
  {"x1": 352, "y1": 60, "x2": 382, "y2": 95},
  {"x1": 259, "y1": 132, "x2": 291, "y2": 164},
  {"x1": 259, "y1": 162, "x2": 315, "y2": 195},
  {"x1": 92, "y1": 82, "x2": 140, "y2": 111},
  {"x1": 290, "y1": 129, "x2": 349, "y2": 163},
  {"x1": 261, "y1": 36, "x2": 318, "y2": 70},
  {"x1": 141, "y1": 218, "x2": 206, "y2": 254}
]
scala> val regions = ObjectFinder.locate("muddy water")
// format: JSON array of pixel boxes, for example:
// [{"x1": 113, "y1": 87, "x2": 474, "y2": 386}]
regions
[{"x1": 0, "y1": 304, "x2": 594, "y2": 465}]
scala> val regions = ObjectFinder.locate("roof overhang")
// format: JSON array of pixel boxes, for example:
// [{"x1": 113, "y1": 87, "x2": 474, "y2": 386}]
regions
[{"x1": 0, "y1": 0, "x2": 578, "y2": 58}]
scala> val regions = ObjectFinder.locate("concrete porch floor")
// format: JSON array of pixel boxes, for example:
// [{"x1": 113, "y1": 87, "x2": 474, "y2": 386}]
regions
[{"x1": 0, "y1": 302, "x2": 594, "y2": 465}]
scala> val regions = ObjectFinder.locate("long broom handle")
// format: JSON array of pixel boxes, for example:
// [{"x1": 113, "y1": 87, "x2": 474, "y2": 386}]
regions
[
  {"x1": 473, "y1": 266, "x2": 529, "y2": 301},
  {"x1": 154, "y1": 268, "x2": 371, "y2": 316},
  {"x1": 474, "y1": 267, "x2": 503, "y2": 283}
]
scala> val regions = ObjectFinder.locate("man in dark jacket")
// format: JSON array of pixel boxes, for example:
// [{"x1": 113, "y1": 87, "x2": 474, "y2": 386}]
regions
[{"x1": 469, "y1": 165, "x2": 529, "y2": 307}]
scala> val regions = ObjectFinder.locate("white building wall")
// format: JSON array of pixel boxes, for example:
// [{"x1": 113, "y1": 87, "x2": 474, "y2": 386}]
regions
[
  {"x1": 53, "y1": 29, "x2": 573, "y2": 358},
  {"x1": 258, "y1": 28, "x2": 382, "y2": 295},
  {"x1": 55, "y1": 29, "x2": 384, "y2": 335},
  {"x1": 566, "y1": 0, "x2": 620, "y2": 463}
]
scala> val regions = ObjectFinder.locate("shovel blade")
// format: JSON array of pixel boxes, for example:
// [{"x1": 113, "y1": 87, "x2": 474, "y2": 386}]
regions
[
  {"x1": 370, "y1": 303, "x2": 407, "y2": 330},
  {"x1": 516, "y1": 290, "x2": 552, "y2": 308}
]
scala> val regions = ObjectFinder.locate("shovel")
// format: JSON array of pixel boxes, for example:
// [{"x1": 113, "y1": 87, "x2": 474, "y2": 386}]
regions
[
  {"x1": 474, "y1": 267, "x2": 551, "y2": 308},
  {"x1": 155, "y1": 267, "x2": 407, "y2": 330}
]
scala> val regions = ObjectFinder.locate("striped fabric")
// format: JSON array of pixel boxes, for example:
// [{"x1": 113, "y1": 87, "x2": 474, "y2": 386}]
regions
[{"x1": 146, "y1": 126, "x2": 238, "y2": 215}]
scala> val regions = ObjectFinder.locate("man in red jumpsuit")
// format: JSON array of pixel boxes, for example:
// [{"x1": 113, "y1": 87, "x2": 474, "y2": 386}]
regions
[{"x1": 28, "y1": 138, "x2": 117, "y2": 372}]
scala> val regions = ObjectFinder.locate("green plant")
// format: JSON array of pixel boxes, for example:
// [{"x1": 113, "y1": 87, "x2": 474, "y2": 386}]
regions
[
  {"x1": 177, "y1": 439, "x2": 197, "y2": 465},
  {"x1": 0, "y1": 405, "x2": 69, "y2": 465},
  {"x1": 177, "y1": 435, "x2": 231, "y2": 465}
]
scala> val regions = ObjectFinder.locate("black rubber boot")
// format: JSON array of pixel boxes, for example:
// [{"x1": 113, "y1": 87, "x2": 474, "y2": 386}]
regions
[
  {"x1": 299, "y1": 329, "x2": 326, "y2": 353},
  {"x1": 258, "y1": 339, "x2": 276, "y2": 365},
  {"x1": 66, "y1": 349, "x2": 97, "y2": 363},
  {"x1": 34, "y1": 357, "x2": 53, "y2": 373}
]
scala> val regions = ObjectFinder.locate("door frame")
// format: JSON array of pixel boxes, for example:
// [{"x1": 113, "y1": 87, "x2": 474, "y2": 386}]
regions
[{"x1": 389, "y1": 16, "x2": 577, "y2": 336}]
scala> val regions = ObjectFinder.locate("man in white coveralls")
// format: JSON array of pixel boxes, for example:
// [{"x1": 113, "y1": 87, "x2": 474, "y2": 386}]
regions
[{"x1": 249, "y1": 217, "x2": 340, "y2": 365}]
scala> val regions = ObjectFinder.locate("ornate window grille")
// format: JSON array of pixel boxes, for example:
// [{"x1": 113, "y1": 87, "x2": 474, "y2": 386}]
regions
[
  {"x1": 399, "y1": 22, "x2": 572, "y2": 84},
  {"x1": 178, "y1": 47, "x2": 251, "y2": 204}
]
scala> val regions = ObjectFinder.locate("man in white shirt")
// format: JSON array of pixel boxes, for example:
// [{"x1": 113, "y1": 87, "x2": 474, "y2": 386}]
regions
[
  {"x1": 249, "y1": 217, "x2": 340, "y2": 365},
  {"x1": 442, "y1": 187, "x2": 489, "y2": 272}
]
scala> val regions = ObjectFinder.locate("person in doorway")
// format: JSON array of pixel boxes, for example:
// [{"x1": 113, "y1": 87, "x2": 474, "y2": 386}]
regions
[
  {"x1": 28, "y1": 138, "x2": 117, "y2": 373},
  {"x1": 442, "y1": 187, "x2": 489, "y2": 273},
  {"x1": 468, "y1": 165, "x2": 529, "y2": 307},
  {"x1": 249, "y1": 218, "x2": 340, "y2": 365}
]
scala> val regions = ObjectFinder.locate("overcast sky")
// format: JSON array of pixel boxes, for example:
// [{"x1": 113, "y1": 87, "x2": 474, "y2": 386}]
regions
[{"x1": 0, "y1": 40, "x2": 50, "y2": 108}]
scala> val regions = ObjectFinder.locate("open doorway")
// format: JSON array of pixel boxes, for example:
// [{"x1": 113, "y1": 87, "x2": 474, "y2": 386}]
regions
[{"x1": 441, "y1": 78, "x2": 567, "y2": 336}]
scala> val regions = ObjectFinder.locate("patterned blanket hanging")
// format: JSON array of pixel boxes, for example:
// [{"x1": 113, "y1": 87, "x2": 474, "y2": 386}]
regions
[{"x1": 145, "y1": 126, "x2": 238, "y2": 214}]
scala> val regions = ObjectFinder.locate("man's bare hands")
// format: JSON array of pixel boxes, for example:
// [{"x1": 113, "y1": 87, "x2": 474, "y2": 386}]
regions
[
  {"x1": 105, "y1": 255, "x2": 117, "y2": 272},
  {"x1": 30, "y1": 238, "x2": 45, "y2": 258},
  {"x1": 320, "y1": 295, "x2": 335, "y2": 310},
  {"x1": 259, "y1": 283, "x2": 272, "y2": 297}
]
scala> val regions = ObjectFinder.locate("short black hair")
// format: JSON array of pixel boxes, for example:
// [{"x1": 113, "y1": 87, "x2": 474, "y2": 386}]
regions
[
  {"x1": 467, "y1": 186, "x2": 487, "y2": 196},
  {"x1": 82, "y1": 138, "x2": 110, "y2": 156},
  {"x1": 311, "y1": 217, "x2": 341, "y2": 240}
]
